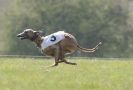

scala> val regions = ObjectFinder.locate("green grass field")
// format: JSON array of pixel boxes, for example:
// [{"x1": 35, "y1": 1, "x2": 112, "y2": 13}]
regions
[{"x1": 0, "y1": 57, "x2": 133, "y2": 90}]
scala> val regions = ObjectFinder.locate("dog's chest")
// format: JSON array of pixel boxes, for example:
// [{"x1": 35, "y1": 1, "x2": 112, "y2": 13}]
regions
[
  {"x1": 41, "y1": 31, "x2": 65, "y2": 50},
  {"x1": 41, "y1": 45, "x2": 57, "y2": 56}
]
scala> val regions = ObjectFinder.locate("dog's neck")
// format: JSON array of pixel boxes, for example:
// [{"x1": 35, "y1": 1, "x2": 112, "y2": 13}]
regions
[{"x1": 33, "y1": 36, "x2": 43, "y2": 48}]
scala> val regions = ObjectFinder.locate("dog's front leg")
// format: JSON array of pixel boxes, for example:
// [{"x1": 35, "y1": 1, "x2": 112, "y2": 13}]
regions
[{"x1": 51, "y1": 45, "x2": 60, "y2": 67}]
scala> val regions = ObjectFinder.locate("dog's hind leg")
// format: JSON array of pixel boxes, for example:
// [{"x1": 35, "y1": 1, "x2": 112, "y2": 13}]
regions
[
  {"x1": 63, "y1": 59, "x2": 77, "y2": 65},
  {"x1": 60, "y1": 53, "x2": 77, "y2": 65},
  {"x1": 58, "y1": 45, "x2": 77, "y2": 65},
  {"x1": 58, "y1": 56, "x2": 77, "y2": 65}
]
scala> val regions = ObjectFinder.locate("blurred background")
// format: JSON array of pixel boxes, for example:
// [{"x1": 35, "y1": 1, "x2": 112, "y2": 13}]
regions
[{"x1": 0, "y1": 0, "x2": 133, "y2": 58}]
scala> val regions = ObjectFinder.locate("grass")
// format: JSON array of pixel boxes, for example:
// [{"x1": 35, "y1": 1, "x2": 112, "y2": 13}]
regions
[{"x1": 0, "y1": 57, "x2": 133, "y2": 90}]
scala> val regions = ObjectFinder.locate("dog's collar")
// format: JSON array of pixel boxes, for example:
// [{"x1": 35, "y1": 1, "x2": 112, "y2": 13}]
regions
[{"x1": 30, "y1": 35, "x2": 39, "y2": 41}]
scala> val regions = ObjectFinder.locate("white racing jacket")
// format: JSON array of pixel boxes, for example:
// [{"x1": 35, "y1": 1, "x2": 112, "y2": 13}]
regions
[{"x1": 41, "y1": 31, "x2": 65, "y2": 50}]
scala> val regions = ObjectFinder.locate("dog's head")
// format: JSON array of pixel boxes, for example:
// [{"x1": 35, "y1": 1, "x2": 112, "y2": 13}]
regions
[{"x1": 17, "y1": 29, "x2": 42, "y2": 41}]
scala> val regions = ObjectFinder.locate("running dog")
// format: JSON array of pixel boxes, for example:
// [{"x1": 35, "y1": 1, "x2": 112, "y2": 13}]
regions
[{"x1": 17, "y1": 29, "x2": 102, "y2": 67}]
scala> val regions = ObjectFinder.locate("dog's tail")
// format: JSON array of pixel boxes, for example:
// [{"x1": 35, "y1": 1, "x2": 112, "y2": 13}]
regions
[{"x1": 77, "y1": 42, "x2": 102, "y2": 52}]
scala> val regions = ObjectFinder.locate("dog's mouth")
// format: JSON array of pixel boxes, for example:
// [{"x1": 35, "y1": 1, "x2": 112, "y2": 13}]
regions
[{"x1": 17, "y1": 34, "x2": 28, "y2": 40}]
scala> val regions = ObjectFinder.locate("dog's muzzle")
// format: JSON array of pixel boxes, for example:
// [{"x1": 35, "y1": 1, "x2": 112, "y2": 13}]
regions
[{"x1": 17, "y1": 33, "x2": 28, "y2": 40}]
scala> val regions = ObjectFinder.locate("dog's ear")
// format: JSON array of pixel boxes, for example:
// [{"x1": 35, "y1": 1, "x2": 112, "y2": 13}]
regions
[{"x1": 34, "y1": 31, "x2": 43, "y2": 35}]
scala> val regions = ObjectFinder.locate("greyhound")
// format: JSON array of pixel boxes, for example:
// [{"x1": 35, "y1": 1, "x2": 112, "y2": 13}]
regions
[{"x1": 17, "y1": 29, "x2": 102, "y2": 67}]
